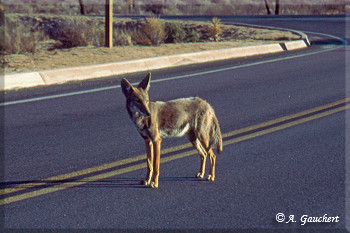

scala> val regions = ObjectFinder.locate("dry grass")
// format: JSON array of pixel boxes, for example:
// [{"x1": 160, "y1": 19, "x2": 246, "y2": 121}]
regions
[
  {"x1": 1, "y1": 14, "x2": 137, "y2": 53},
  {"x1": 114, "y1": 29, "x2": 133, "y2": 46},
  {"x1": 0, "y1": 14, "x2": 106, "y2": 53},
  {"x1": 0, "y1": 14, "x2": 200, "y2": 54},
  {"x1": 52, "y1": 17, "x2": 104, "y2": 48},
  {"x1": 1, "y1": 15, "x2": 47, "y2": 54},
  {"x1": 140, "y1": 17, "x2": 167, "y2": 46}
]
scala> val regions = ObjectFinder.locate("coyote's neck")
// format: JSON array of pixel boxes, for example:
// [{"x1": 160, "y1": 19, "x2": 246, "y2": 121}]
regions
[{"x1": 127, "y1": 105, "x2": 149, "y2": 138}]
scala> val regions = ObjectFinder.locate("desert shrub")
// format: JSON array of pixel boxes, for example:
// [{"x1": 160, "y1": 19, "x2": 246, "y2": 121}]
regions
[
  {"x1": 208, "y1": 17, "x2": 223, "y2": 41},
  {"x1": 135, "y1": 17, "x2": 166, "y2": 46},
  {"x1": 64, "y1": 18, "x2": 104, "y2": 47},
  {"x1": 89, "y1": 21, "x2": 105, "y2": 47},
  {"x1": 165, "y1": 23, "x2": 186, "y2": 43},
  {"x1": 1, "y1": 16, "x2": 46, "y2": 54},
  {"x1": 132, "y1": 27, "x2": 149, "y2": 46},
  {"x1": 45, "y1": 17, "x2": 86, "y2": 48},
  {"x1": 45, "y1": 17, "x2": 105, "y2": 48},
  {"x1": 187, "y1": 29, "x2": 201, "y2": 42},
  {"x1": 114, "y1": 29, "x2": 133, "y2": 46}
]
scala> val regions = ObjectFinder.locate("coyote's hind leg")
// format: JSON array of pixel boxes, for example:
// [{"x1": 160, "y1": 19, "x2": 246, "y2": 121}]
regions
[
  {"x1": 207, "y1": 148, "x2": 216, "y2": 182},
  {"x1": 188, "y1": 132, "x2": 207, "y2": 179},
  {"x1": 199, "y1": 137, "x2": 216, "y2": 182}
]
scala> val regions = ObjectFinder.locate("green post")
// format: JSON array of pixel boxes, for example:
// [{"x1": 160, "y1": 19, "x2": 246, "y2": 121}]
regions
[{"x1": 105, "y1": 0, "x2": 113, "y2": 48}]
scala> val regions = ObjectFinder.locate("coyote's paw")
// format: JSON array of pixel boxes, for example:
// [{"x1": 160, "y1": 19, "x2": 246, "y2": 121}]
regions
[
  {"x1": 150, "y1": 181, "x2": 158, "y2": 188},
  {"x1": 207, "y1": 175, "x2": 215, "y2": 182},
  {"x1": 196, "y1": 172, "x2": 204, "y2": 179},
  {"x1": 141, "y1": 179, "x2": 151, "y2": 186}
]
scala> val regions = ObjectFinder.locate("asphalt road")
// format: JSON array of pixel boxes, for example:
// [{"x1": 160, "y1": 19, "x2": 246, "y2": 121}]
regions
[{"x1": 1, "y1": 16, "x2": 349, "y2": 232}]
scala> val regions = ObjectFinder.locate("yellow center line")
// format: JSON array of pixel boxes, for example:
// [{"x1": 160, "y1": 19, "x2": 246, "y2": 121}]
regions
[
  {"x1": 222, "y1": 97, "x2": 350, "y2": 138},
  {"x1": 4, "y1": 97, "x2": 349, "y2": 196},
  {"x1": 224, "y1": 104, "x2": 350, "y2": 146},
  {"x1": 2, "y1": 142, "x2": 193, "y2": 195},
  {"x1": 1, "y1": 98, "x2": 349, "y2": 205}
]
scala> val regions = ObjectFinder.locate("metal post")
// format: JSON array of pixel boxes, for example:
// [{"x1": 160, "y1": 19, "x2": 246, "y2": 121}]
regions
[{"x1": 105, "y1": 0, "x2": 113, "y2": 48}]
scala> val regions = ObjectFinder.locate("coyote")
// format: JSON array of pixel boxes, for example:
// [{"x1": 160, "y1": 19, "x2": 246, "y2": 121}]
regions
[{"x1": 121, "y1": 73, "x2": 223, "y2": 188}]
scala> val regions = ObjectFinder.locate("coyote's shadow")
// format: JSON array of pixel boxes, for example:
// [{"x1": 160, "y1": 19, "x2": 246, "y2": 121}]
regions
[{"x1": 1, "y1": 177, "x2": 206, "y2": 190}]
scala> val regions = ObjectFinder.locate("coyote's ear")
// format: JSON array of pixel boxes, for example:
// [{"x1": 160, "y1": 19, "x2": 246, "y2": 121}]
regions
[
  {"x1": 121, "y1": 78, "x2": 135, "y2": 97},
  {"x1": 137, "y1": 73, "x2": 151, "y2": 92}
]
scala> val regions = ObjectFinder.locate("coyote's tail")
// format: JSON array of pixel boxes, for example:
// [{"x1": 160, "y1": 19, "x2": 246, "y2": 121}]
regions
[{"x1": 211, "y1": 116, "x2": 223, "y2": 154}]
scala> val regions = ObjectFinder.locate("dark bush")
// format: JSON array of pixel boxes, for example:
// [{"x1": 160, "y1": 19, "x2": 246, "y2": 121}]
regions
[
  {"x1": 186, "y1": 29, "x2": 201, "y2": 42},
  {"x1": 165, "y1": 23, "x2": 186, "y2": 43}
]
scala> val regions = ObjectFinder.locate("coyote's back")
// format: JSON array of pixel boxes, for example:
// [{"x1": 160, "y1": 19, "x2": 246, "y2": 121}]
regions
[
  {"x1": 121, "y1": 73, "x2": 223, "y2": 188},
  {"x1": 158, "y1": 97, "x2": 223, "y2": 154}
]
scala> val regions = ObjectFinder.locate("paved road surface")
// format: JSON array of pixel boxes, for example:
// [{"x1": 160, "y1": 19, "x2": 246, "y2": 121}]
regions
[{"x1": 1, "y1": 16, "x2": 349, "y2": 232}]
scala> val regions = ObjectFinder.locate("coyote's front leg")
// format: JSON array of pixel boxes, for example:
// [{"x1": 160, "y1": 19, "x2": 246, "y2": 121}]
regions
[
  {"x1": 142, "y1": 138, "x2": 153, "y2": 186},
  {"x1": 151, "y1": 137, "x2": 162, "y2": 188}
]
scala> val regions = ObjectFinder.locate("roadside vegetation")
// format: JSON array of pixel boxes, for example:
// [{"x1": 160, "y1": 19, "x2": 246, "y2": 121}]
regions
[
  {"x1": 208, "y1": 17, "x2": 223, "y2": 42},
  {"x1": 1, "y1": 14, "x2": 226, "y2": 54},
  {"x1": 1, "y1": 13, "x2": 302, "y2": 56},
  {"x1": 2, "y1": 0, "x2": 342, "y2": 73},
  {"x1": 0, "y1": 0, "x2": 346, "y2": 55},
  {"x1": 0, "y1": 12, "x2": 301, "y2": 73}
]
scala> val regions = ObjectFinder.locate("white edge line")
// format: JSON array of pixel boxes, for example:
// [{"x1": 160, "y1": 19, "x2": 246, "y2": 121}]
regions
[{"x1": 1, "y1": 35, "x2": 344, "y2": 107}]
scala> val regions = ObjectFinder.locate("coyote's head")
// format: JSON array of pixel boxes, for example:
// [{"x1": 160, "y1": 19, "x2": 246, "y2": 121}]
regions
[{"x1": 121, "y1": 73, "x2": 151, "y2": 117}]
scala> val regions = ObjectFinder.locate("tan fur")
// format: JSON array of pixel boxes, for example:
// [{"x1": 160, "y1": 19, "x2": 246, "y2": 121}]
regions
[{"x1": 121, "y1": 73, "x2": 223, "y2": 188}]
